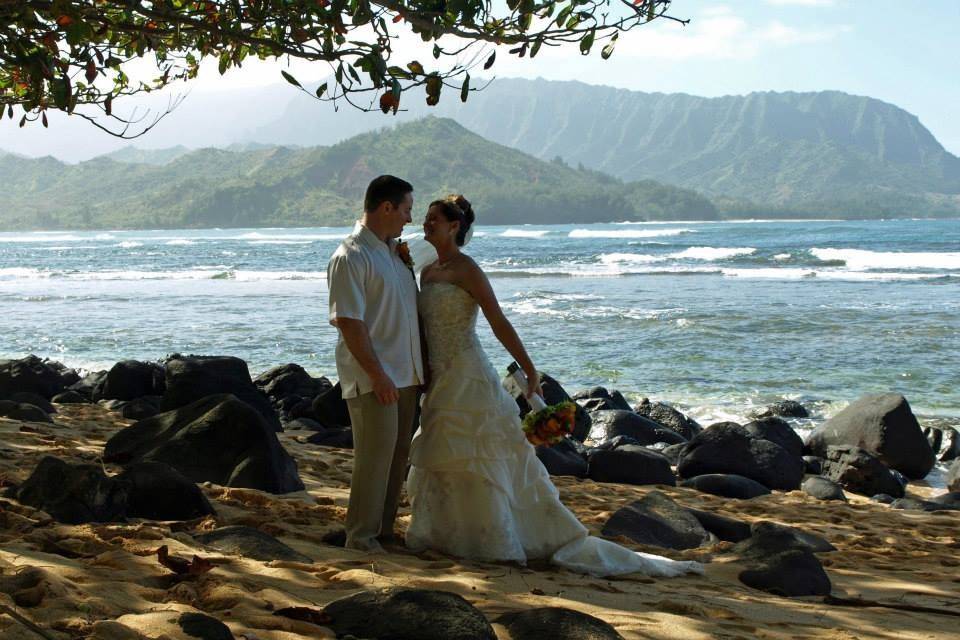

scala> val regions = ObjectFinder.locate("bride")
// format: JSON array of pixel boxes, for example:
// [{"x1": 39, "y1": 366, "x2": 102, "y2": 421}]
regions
[{"x1": 405, "y1": 195, "x2": 703, "y2": 578}]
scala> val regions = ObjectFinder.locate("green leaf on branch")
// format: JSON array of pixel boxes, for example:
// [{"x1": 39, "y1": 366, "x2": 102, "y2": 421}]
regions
[
  {"x1": 315, "y1": 82, "x2": 328, "y2": 98},
  {"x1": 580, "y1": 29, "x2": 595, "y2": 55},
  {"x1": 407, "y1": 61, "x2": 425, "y2": 76},
  {"x1": 281, "y1": 70, "x2": 302, "y2": 87},
  {"x1": 461, "y1": 73, "x2": 470, "y2": 102},
  {"x1": 483, "y1": 51, "x2": 496, "y2": 70}
]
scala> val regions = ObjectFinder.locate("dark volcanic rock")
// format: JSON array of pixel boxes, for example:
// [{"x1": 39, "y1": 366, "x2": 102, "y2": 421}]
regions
[
  {"x1": 496, "y1": 607, "x2": 624, "y2": 640},
  {"x1": 69, "y1": 370, "x2": 107, "y2": 400},
  {"x1": 802, "y1": 476, "x2": 847, "y2": 501},
  {"x1": 162, "y1": 355, "x2": 280, "y2": 431},
  {"x1": 323, "y1": 588, "x2": 497, "y2": 640},
  {"x1": 685, "y1": 507, "x2": 752, "y2": 543},
  {"x1": 680, "y1": 474, "x2": 771, "y2": 499},
  {"x1": 820, "y1": 445, "x2": 906, "y2": 498},
  {"x1": 0, "y1": 400, "x2": 53, "y2": 423},
  {"x1": 579, "y1": 396, "x2": 627, "y2": 413},
  {"x1": 601, "y1": 490, "x2": 712, "y2": 550},
  {"x1": 100, "y1": 360, "x2": 165, "y2": 401},
  {"x1": 804, "y1": 393, "x2": 934, "y2": 479},
  {"x1": 738, "y1": 549, "x2": 831, "y2": 597},
  {"x1": 634, "y1": 398, "x2": 702, "y2": 440},
  {"x1": 104, "y1": 393, "x2": 303, "y2": 494},
  {"x1": 11, "y1": 456, "x2": 128, "y2": 524},
  {"x1": 948, "y1": 460, "x2": 960, "y2": 493},
  {"x1": 589, "y1": 410, "x2": 686, "y2": 446},
  {"x1": 931, "y1": 492, "x2": 960, "y2": 507},
  {"x1": 941, "y1": 429, "x2": 960, "y2": 462},
  {"x1": 536, "y1": 438, "x2": 588, "y2": 478},
  {"x1": 311, "y1": 381, "x2": 352, "y2": 428},
  {"x1": 743, "y1": 417, "x2": 804, "y2": 458},
  {"x1": 306, "y1": 427, "x2": 354, "y2": 449},
  {"x1": 571, "y1": 386, "x2": 611, "y2": 401},
  {"x1": 890, "y1": 497, "x2": 959, "y2": 512},
  {"x1": 677, "y1": 422, "x2": 803, "y2": 490},
  {"x1": 589, "y1": 435, "x2": 642, "y2": 452},
  {"x1": 284, "y1": 417, "x2": 326, "y2": 431},
  {"x1": 587, "y1": 446, "x2": 675, "y2": 486},
  {"x1": 660, "y1": 442, "x2": 686, "y2": 466},
  {"x1": 195, "y1": 525, "x2": 311, "y2": 563},
  {"x1": 119, "y1": 396, "x2": 162, "y2": 420},
  {"x1": 254, "y1": 363, "x2": 330, "y2": 401},
  {"x1": 923, "y1": 427, "x2": 943, "y2": 457},
  {"x1": 0, "y1": 355, "x2": 66, "y2": 399},
  {"x1": 871, "y1": 493, "x2": 896, "y2": 504},
  {"x1": 733, "y1": 521, "x2": 836, "y2": 556},
  {"x1": 514, "y1": 373, "x2": 591, "y2": 441},
  {"x1": 51, "y1": 390, "x2": 89, "y2": 404},
  {"x1": 803, "y1": 456, "x2": 824, "y2": 475},
  {"x1": 7, "y1": 392, "x2": 56, "y2": 413},
  {"x1": 751, "y1": 400, "x2": 810, "y2": 419},
  {"x1": 176, "y1": 613, "x2": 234, "y2": 640},
  {"x1": 115, "y1": 461, "x2": 215, "y2": 521}
]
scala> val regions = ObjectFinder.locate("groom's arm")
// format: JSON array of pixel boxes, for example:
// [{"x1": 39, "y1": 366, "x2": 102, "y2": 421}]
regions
[{"x1": 336, "y1": 318, "x2": 400, "y2": 405}]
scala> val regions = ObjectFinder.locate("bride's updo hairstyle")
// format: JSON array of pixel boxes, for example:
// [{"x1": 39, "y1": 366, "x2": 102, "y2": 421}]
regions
[{"x1": 430, "y1": 194, "x2": 475, "y2": 247}]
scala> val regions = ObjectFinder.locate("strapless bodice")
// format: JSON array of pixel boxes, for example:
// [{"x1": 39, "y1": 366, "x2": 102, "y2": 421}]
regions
[{"x1": 418, "y1": 281, "x2": 482, "y2": 373}]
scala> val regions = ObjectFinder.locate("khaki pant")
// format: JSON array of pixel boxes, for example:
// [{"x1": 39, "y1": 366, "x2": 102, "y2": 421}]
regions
[{"x1": 344, "y1": 386, "x2": 418, "y2": 550}]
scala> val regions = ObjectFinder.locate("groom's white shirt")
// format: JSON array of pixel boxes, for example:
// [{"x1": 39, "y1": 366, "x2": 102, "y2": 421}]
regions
[{"x1": 328, "y1": 223, "x2": 423, "y2": 399}]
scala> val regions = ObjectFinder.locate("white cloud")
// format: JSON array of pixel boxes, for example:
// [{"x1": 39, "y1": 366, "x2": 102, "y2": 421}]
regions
[
  {"x1": 764, "y1": 0, "x2": 837, "y2": 6},
  {"x1": 758, "y1": 21, "x2": 852, "y2": 44}
]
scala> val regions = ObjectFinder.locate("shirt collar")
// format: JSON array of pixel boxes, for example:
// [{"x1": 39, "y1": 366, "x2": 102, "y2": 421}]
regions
[{"x1": 354, "y1": 223, "x2": 397, "y2": 252}]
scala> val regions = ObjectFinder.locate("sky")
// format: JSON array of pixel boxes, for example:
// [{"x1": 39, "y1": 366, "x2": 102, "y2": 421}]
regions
[{"x1": 2, "y1": 0, "x2": 959, "y2": 157}]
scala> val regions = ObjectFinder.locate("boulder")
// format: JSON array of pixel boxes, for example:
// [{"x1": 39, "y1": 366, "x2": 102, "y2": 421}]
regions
[
  {"x1": 948, "y1": 460, "x2": 960, "y2": 493},
  {"x1": 738, "y1": 549, "x2": 831, "y2": 597},
  {"x1": 284, "y1": 417, "x2": 326, "y2": 431},
  {"x1": 254, "y1": 363, "x2": 330, "y2": 401},
  {"x1": 601, "y1": 490, "x2": 712, "y2": 550},
  {"x1": 322, "y1": 588, "x2": 497, "y2": 640},
  {"x1": 104, "y1": 393, "x2": 304, "y2": 494},
  {"x1": 801, "y1": 476, "x2": 847, "y2": 501},
  {"x1": 162, "y1": 355, "x2": 280, "y2": 431},
  {"x1": 119, "y1": 396, "x2": 162, "y2": 420},
  {"x1": 890, "y1": 497, "x2": 959, "y2": 512},
  {"x1": 195, "y1": 526, "x2": 311, "y2": 563},
  {"x1": 930, "y1": 492, "x2": 960, "y2": 508},
  {"x1": 579, "y1": 397, "x2": 627, "y2": 413},
  {"x1": 176, "y1": 613, "x2": 234, "y2": 640},
  {"x1": 99, "y1": 360, "x2": 165, "y2": 401},
  {"x1": 751, "y1": 400, "x2": 810, "y2": 419},
  {"x1": 0, "y1": 400, "x2": 53, "y2": 423},
  {"x1": 589, "y1": 435, "x2": 642, "y2": 452},
  {"x1": 803, "y1": 456, "x2": 824, "y2": 475},
  {"x1": 69, "y1": 370, "x2": 107, "y2": 400},
  {"x1": 306, "y1": 427, "x2": 354, "y2": 449},
  {"x1": 571, "y1": 386, "x2": 611, "y2": 401},
  {"x1": 821, "y1": 445, "x2": 906, "y2": 498},
  {"x1": 51, "y1": 390, "x2": 89, "y2": 404},
  {"x1": 677, "y1": 422, "x2": 803, "y2": 490},
  {"x1": 10, "y1": 456, "x2": 128, "y2": 524},
  {"x1": 804, "y1": 394, "x2": 934, "y2": 479},
  {"x1": 733, "y1": 521, "x2": 835, "y2": 557},
  {"x1": 0, "y1": 355, "x2": 66, "y2": 399},
  {"x1": 7, "y1": 392, "x2": 56, "y2": 413},
  {"x1": 660, "y1": 443, "x2": 686, "y2": 467},
  {"x1": 634, "y1": 399, "x2": 702, "y2": 440},
  {"x1": 311, "y1": 381, "x2": 352, "y2": 427},
  {"x1": 941, "y1": 429, "x2": 960, "y2": 462},
  {"x1": 871, "y1": 493, "x2": 896, "y2": 504},
  {"x1": 536, "y1": 438, "x2": 588, "y2": 478},
  {"x1": 514, "y1": 373, "x2": 591, "y2": 441},
  {"x1": 115, "y1": 461, "x2": 215, "y2": 521},
  {"x1": 923, "y1": 427, "x2": 943, "y2": 457},
  {"x1": 684, "y1": 507, "x2": 752, "y2": 543},
  {"x1": 589, "y1": 410, "x2": 686, "y2": 446},
  {"x1": 587, "y1": 446, "x2": 675, "y2": 486},
  {"x1": 680, "y1": 474, "x2": 771, "y2": 500},
  {"x1": 743, "y1": 417, "x2": 804, "y2": 458},
  {"x1": 496, "y1": 607, "x2": 624, "y2": 640}
]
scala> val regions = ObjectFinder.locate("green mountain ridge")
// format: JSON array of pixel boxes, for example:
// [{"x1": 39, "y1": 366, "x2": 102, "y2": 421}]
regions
[{"x1": 0, "y1": 118, "x2": 718, "y2": 230}]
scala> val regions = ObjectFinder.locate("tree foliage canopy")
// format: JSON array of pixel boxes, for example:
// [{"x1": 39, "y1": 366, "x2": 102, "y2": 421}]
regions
[{"x1": 0, "y1": 0, "x2": 681, "y2": 136}]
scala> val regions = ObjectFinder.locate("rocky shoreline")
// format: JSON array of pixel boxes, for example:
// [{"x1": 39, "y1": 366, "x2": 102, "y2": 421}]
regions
[{"x1": 1, "y1": 353, "x2": 959, "y2": 639}]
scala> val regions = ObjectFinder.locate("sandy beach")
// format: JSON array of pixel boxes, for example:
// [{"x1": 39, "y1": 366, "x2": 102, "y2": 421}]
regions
[{"x1": 0, "y1": 403, "x2": 957, "y2": 639}]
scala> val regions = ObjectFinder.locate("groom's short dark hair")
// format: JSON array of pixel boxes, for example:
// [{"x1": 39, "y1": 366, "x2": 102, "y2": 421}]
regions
[{"x1": 364, "y1": 175, "x2": 413, "y2": 213}]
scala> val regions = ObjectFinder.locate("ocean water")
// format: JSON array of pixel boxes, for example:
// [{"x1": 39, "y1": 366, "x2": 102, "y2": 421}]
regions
[{"x1": 1, "y1": 219, "x2": 958, "y2": 471}]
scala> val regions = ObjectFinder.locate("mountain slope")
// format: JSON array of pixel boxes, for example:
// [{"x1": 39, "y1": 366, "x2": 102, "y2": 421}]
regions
[
  {"x1": 249, "y1": 78, "x2": 960, "y2": 213},
  {"x1": 0, "y1": 118, "x2": 717, "y2": 230}
]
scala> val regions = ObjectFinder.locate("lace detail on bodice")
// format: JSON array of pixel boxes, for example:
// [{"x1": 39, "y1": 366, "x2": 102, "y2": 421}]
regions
[{"x1": 418, "y1": 282, "x2": 482, "y2": 373}]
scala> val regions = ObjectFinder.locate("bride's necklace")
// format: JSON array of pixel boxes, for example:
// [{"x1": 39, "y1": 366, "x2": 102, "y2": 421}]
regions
[{"x1": 436, "y1": 252, "x2": 461, "y2": 269}]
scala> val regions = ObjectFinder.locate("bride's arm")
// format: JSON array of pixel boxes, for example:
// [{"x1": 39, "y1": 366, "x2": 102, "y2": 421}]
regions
[{"x1": 460, "y1": 260, "x2": 543, "y2": 399}]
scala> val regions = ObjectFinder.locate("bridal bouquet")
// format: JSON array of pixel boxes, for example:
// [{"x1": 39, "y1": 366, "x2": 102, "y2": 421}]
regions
[{"x1": 522, "y1": 401, "x2": 577, "y2": 446}]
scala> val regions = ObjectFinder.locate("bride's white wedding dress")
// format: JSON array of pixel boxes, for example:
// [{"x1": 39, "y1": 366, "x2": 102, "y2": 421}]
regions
[{"x1": 405, "y1": 281, "x2": 703, "y2": 577}]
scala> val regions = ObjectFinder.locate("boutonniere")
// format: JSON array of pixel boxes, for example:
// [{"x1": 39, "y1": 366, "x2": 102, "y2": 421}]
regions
[{"x1": 397, "y1": 241, "x2": 414, "y2": 272}]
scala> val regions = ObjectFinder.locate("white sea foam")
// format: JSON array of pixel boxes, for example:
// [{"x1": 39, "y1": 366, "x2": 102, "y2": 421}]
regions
[
  {"x1": 165, "y1": 239, "x2": 197, "y2": 246},
  {"x1": 721, "y1": 268, "x2": 946, "y2": 281},
  {"x1": 568, "y1": 228, "x2": 691, "y2": 239},
  {"x1": 236, "y1": 231, "x2": 345, "y2": 241},
  {"x1": 94, "y1": 233, "x2": 116, "y2": 240},
  {"x1": 598, "y1": 253, "x2": 665, "y2": 264},
  {"x1": 0, "y1": 267, "x2": 49, "y2": 280},
  {"x1": 810, "y1": 248, "x2": 960, "y2": 271},
  {"x1": 774, "y1": 253, "x2": 792, "y2": 261},
  {"x1": 0, "y1": 234, "x2": 85, "y2": 243},
  {"x1": 118, "y1": 241, "x2": 143, "y2": 248},
  {"x1": 501, "y1": 229, "x2": 551, "y2": 238},
  {"x1": 673, "y1": 247, "x2": 756, "y2": 261},
  {"x1": 231, "y1": 270, "x2": 327, "y2": 281},
  {"x1": 246, "y1": 240, "x2": 314, "y2": 245}
]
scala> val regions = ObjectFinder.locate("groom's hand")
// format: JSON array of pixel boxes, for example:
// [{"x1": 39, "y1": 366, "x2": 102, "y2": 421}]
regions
[{"x1": 372, "y1": 372, "x2": 400, "y2": 405}]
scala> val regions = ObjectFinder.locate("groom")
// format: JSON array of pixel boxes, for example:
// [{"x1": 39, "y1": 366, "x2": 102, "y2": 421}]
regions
[{"x1": 327, "y1": 175, "x2": 424, "y2": 553}]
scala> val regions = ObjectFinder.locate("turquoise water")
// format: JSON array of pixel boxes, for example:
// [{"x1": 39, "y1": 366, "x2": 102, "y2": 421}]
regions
[{"x1": 1, "y1": 219, "x2": 958, "y2": 432}]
